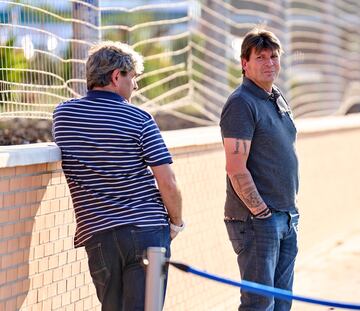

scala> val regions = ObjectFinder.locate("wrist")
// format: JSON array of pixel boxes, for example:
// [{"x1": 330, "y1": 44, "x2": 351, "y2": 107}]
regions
[
  {"x1": 170, "y1": 221, "x2": 185, "y2": 233},
  {"x1": 170, "y1": 217, "x2": 182, "y2": 226},
  {"x1": 254, "y1": 208, "x2": 272, "y2": 219},
  {"x1": 253, "y1": 207, "x2": 270, "y2": 217}
]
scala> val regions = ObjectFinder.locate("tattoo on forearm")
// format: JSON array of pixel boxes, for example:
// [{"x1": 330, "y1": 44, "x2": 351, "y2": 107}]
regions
[
  {"x1": 232, "y1": 173, "x2": 264, "y2": 211},
  {"x1": 243, "y1": 141, "x2": 247, "y2": 155},
  {"x1": 244, "y1": 191, "x2": 263, "y2": 207}
]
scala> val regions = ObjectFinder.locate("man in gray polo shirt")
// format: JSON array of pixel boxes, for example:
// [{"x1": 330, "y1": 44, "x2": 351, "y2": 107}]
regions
[{"x1": 220, "y1": 28, "x2": 299, "y2": 311}]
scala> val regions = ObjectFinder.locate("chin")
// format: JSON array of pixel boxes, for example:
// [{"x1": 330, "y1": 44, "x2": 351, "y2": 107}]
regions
[{"x1": 265, "y1": 76, "x2": 277, "y2": 82}]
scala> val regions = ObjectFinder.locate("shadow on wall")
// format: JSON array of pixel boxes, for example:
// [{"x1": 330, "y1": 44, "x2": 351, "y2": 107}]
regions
[{"x1": 0, "y1": 164, "x2": 51, "y2": 310}]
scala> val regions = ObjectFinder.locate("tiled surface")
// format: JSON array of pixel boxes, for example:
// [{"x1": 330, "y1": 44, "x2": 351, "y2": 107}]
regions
[
  {"x1": 0, "y1": 163, "x2": 99, "y2": 311},
  {"x1": 293, "y1": 232, "x2": 360, "y2": 311}
]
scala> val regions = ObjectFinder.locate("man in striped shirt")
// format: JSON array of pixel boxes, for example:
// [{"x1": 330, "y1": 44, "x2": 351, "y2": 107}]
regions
[{"x1": 53, "y1": 42, "x2": 183, "y2": 311}]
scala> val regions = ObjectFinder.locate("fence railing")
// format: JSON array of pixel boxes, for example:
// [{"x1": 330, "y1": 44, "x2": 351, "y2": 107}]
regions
[{"x1": 1, "y1": 0, "x2": 360, "y2": 126}]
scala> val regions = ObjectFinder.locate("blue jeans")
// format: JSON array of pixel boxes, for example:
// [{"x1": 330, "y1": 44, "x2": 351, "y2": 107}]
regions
[
  {"x1": 84, "y1": 225, "x2": 171, "y2": 311},
  {"x1": 225, "y1": 211, "x2": 299, "y2": 311}
]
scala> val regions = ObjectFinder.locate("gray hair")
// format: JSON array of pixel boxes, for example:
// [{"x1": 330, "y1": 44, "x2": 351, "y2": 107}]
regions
[{"x1": 86, "y1": 41, "x2": 144, "y2": 90}]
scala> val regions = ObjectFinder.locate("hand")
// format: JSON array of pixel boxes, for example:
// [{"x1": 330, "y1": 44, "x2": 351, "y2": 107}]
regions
[
  {"x1": 169, "y1": 221, "x2": 185, "y2": 240},
  {"x1": 170, "y1": 230, "x2": 179, "y2": 240},
  {"x1": 254, "y1": 208, "x2": 272, "y2": 219}
]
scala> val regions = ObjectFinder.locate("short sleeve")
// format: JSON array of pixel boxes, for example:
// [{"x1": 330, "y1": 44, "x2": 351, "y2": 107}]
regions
[
  {"x1": 140, "y1": 117, "x2": 173, "y2": 166},
  {"x1": 220, "y1": 95, "x2": 256, "y2": 140}
]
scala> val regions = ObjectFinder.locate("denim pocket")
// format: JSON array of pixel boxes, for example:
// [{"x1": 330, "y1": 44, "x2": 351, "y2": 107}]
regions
[
  {"x1": 131, "y1": 226, "x2": 171, "y2": 261},
  {"x1": 85, "y1": 242, "x2": 111, "y2": 292},
  {"x1": 225, "y1": 220, "x2": 247, "y2": 255},
  {"x1": 290, "y1": 212, "x2": 300, "y2": 234},
  {"x1": 252, "y1": 212, "x2": 274, "y2": 224}
]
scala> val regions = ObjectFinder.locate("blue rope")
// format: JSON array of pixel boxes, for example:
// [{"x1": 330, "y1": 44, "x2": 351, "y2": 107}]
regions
[{"x1": 169, "y1": 262, "x2": 360, "y2": 310}]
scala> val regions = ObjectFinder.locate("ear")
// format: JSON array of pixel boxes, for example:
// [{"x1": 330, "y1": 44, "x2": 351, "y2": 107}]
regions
[
  {"x1": 241, "y1": 58, "x2": 247, "y2": 72},
  {"x1": 110, "y1": 69, "x2": 120, "y2": 85}
]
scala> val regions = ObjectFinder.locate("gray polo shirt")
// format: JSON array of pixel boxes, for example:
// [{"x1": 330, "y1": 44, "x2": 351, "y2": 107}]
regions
[{"x1": 220, "y1": 77, "x2": 299, "y2": 220}]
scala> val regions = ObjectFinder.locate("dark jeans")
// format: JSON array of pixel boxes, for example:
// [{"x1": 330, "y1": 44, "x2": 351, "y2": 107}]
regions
[
  {"x1": 225, "y1": 211, "x2": 299, "y2": 311},
  {"x1": 84, "y1": 225, "x2": 171, "y2": 311}
]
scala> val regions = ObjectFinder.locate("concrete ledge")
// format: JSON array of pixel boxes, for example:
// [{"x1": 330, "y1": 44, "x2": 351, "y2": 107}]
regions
[
  {"x1": 164, "y1": 114, "x2": 360, "y2": 147},
  {"x1": 296, "y1": 114, "x2": 360, "y2": 134},
  {"x1": 162, "y1": 126, "x2": 221, "y2": 149},
  {"x1": 0, "y1": 142, "x2": 61, "y2": 168},
  {"x1": 1, "y1": 114, "x2": 360, "y2": 168}
]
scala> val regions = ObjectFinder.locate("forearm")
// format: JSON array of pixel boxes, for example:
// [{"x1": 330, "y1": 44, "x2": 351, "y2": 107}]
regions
[
  {"x1": 158, "y1": 182, "x2": 182, "y2": 225},
  {"x1": 151, "y1": 164, "x2": 183, "y2": 225},
  {"x1": 228, "y1": 170, "x2": 270, "y2": 217},
  {"x1": 159, "y1": 183, "x2": 183, "y2": 239}
]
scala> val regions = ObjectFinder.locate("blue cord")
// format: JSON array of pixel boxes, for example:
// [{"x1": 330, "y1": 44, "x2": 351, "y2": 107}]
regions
[{"x1": 170, "y1": 262, "x2": 360, "y2": 310}]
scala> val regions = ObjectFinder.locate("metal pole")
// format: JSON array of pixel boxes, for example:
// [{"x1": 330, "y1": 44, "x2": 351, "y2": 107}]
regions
[
  {"x1": 144, "y1": 247, "x2": 166, "y2": 311},
  {"x1": 72, "y1": 0, "x2": 100, "y2": 96}
]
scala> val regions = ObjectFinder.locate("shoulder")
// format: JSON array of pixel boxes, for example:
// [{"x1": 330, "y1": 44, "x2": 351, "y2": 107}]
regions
[
  {"x1": 124, "y1": 102, "x2": 152, "y2": 122},
  {"x1": 220, "y1": 86, "x2": 258, "y2": 137},
  {"x1": 227, "y1": 84, "x2": 258, "y2": 105},
  {"x1": 54, "y1": 97, "x2": 152, "y2": 123},
  {"x1": 53, "y1": 98, "x2": 78, "y2": 115},
  {"x1": 222, "y1": 85, "x2": 256, "y2": 116}
]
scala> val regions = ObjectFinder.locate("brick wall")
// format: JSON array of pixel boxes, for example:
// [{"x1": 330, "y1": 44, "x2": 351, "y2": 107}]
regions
[
  {"x1": 0, "y1": 162, "x2": 99, "y2": 311},
  {"x1": 1, "y1": 116, "x2": 360, "y2": 310}
]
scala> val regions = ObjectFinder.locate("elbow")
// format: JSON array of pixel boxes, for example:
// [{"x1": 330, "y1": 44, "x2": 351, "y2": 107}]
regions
[
  {"x1": 165, "y1": 179, "x2": 179, "y2": 194},
  {"x1": 225, "y1": 166, "x2": 234, "y2": 177},
  {"x1": 225, "y1": 164, "x2": 248, "y2": 178},
  {"x1": 225, "y1": 164, "x2": 238, "y2": 177}
]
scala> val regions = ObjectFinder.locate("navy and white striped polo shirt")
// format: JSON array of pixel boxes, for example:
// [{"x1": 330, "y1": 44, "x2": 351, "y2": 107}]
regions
[{"x1": 53, "y1": 90, "x2": 172, "y2": 247}]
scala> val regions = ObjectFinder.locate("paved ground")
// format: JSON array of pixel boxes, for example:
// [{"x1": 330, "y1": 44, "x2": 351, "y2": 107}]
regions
[{"x1": 292, "y1": 230, "x2": 360, "y2": 310}]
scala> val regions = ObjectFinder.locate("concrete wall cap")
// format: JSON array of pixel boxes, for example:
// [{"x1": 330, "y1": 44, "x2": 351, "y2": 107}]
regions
[
  {"x1": 1, "y1": 115, "x2": 360, "y2": 168},
  {"x1": 0, "y1": 142, "x2": 61, "y2": 168}
]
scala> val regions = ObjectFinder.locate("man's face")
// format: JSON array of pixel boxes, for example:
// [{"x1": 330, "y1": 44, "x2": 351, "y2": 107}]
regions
[
  {"x1": 116, "y1": 69, "x2": 138, "y2": 101},
  {"x1": 242, "y1": 48, "x2": 280, "y2": 91}
]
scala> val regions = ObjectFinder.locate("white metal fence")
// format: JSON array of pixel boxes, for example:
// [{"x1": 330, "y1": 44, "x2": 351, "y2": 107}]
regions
[{"x1": 1, "y1": 0, "x2": 360, "y2": 124}]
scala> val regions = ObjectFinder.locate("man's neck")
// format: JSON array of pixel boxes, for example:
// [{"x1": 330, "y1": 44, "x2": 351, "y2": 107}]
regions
[
  {"x1": 92, "y1": 85, "x2": 116, "y2": 93},
  {"x1": 245, "y1": 77, "x2": 273, "y2": 93}
]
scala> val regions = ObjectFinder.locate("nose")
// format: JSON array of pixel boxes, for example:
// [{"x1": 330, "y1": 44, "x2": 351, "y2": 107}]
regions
[
  {"x1": 266, "y1": 57, "x2": 276, "y2": 66},
  {"x1": 133, "y1": 80, "x2": 138, "y2": 90},
  {"x1": 265, "y1": 58, "x2": 274, "y2": 66}
]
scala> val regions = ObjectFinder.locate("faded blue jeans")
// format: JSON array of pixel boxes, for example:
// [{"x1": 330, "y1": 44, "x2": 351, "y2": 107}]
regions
[
  {"x1": 225, "y1": 211, "x2": 299, "y2": 311},
  {"x1": 84, "y1": 225, "x2": 171, "y2": 311}
]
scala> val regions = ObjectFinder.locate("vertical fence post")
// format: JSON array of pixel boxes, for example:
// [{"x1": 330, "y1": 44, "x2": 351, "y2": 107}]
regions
[
  {"x1": 145, "y1": 247, "x2": 166, "y2": 311},
  {"x1": 72, "y1": 0, "x2": 101, "y2": 96}
]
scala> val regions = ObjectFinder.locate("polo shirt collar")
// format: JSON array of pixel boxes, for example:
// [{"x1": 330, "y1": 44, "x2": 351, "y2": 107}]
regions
[
  {"x1": 86, "y1": 90, "x2": 126, "y2": 102},
  {"x1": 242, "y1": 77, "x2": 272, "y2": 100}
]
